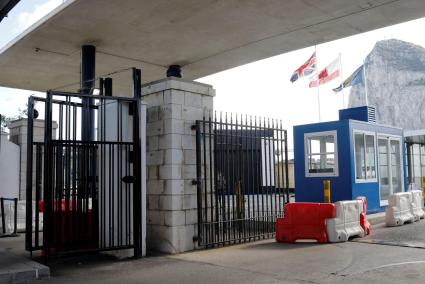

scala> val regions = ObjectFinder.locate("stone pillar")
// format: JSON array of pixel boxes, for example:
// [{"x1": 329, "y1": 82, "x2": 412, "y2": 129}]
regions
[
  {"x1": 8, "y1": 119, "x2": 57, "y2": 200},
  {"x1": 142, "y1": 77, "x2": 214, "y2": 253}
]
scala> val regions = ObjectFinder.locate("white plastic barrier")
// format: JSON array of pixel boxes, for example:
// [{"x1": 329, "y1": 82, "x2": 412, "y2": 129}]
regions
[
  {"x1": 410, "y1": 190, "x2": 425, "y2": 221},
  {"x1": 385, "y1": 192, "x2": 415, "y2": 226},
  {"x1": 0, "y1": 203, "x2": 15, "y2": 235},
  {"x1": 16, "y1": 201, "x2": 43, "y2": 233},
  {"x1": 326, "y1": 200, "x2": 364, "y2": 242}
]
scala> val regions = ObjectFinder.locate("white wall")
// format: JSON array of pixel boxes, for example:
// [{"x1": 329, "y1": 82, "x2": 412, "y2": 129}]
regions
[{"x1": 0, "y1": 132, "x2": 20, "y2": 198}]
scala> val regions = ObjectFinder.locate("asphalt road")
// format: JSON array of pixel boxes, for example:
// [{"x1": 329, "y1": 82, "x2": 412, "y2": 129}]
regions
[{"x1": 3, "y1": 221, "x2": 425, "y2": 284}]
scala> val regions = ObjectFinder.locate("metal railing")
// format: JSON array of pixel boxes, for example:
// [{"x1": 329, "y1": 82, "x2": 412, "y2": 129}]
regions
[
  {"x1": 195, "y1": 113, "x2": 290, "y2": 248},
  {"x1": 26, "y1": 87, "x2": 143, "y2": 257}
]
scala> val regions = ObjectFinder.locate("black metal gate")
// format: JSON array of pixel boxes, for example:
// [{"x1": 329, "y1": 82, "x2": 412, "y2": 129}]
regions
[
  {"x1": 25, "y1": 89, "x2": 143, "y2": 257},
  {"x1": 195, "y1": 113, "x2": 290, "y2": 248}
]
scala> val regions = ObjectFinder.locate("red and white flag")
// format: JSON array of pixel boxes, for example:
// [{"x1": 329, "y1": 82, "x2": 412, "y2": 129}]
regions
[{"x1": 309, "y1": 57, "x2": 340, "y2": 88}]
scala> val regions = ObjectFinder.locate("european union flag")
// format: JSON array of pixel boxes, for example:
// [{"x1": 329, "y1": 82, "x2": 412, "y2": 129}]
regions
[{"x1": 333, "y1": 65, "x2": 364, "y2": 92}]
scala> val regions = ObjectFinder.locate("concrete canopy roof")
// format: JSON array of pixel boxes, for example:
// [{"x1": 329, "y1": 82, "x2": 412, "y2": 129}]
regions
[{"x1": 1, "y1": 0, "x2": 425, "y2": 96}]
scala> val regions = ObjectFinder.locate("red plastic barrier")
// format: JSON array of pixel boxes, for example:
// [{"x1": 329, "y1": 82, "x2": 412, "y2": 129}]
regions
[
  {"x1": 276, "y1": 202, "x2": 336, "y2": 243},
  {"x1": 356, "y1": 196, "x2": 371, "y2": 235}
]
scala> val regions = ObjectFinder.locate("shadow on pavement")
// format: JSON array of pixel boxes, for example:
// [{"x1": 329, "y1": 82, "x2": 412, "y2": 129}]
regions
[{"x1": 242, "y1": 240, "x2": 329, "y2": 250}]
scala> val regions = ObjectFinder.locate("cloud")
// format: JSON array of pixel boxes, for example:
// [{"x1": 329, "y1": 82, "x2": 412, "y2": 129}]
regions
[{"x1": 17, "y1": 0, "x2": 63, "y2": 30}]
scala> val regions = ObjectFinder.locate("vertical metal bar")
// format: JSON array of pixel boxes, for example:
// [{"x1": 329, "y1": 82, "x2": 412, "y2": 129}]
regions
[
  {"x1": 238, "y1": 114, "x2": 246, "y2": 242},
  {"x1": 25, "y1": 96, "x2": 35, "y2": 251},
  {"x1": 0, "y1": 198, "x2": 5, "y2": 234},
  {"x1": 64, "y1": 97, "x2": 70, "y2": 246},
  {"x1": 219, "y1": 112, "x2": 225, "y2": 245},
  {"x1": 284, "y1": 129, "x2": 290, "y2": 204},
  {"x1": 133, "y1": 67, "x2": 142, "y2": 257},
  {"x1": 213, "y1": 112, "x2": 219, "y2": 245},
  {"x1": 235, "y1": 113, "x2": 242, "y2": 242},
  {"x1": 208, "y1": 113, "x2": 214, "y2": 246},
  {"x1": 118, "y1": 103, "x2": 122, "y2": 247},
  {"x1": 101, "y1": 97, "x2": 105, "y2": 248},
  {"x1": 43, "y1": 92, "x2": 53, "y2": 256},
  {"x1": 111, "y1": 138, "x2": 115, "y2": 247},
  {"x1": 263, "y1": 118, "x2": 269, "y2": 237},
  {"x1": 275, "y1": 121, "x2": 283, "y2": 216},
  {"x1": 225, "y1": 113, "x2": 231, "y2": 243},
  {"x1": 268, "y1": 119, "x2": 275, "y2": 235},
  {"x1": 230, "y1": 114, "x2": 236, "y2": 242},
  {"x1": 35, "y1": 144, "x2": 42, "y2": 248},
  {"x1": 278, "y1": 120, "x2": 286, "y2": 208},
  {"x1": 202, "y1": 116, "x2": 208, "y2": 244},
  {"x1": 195, "y1": 120, "x2": 202, "y2": 246},
  {"x1": 254, "y1": 116, "x2": 261, "y2": 240},
  {"x1": 13, "y1": 198, "x2": 17, "y2": 235},
  {"x1": 99, "y1": 78, "x2": 104, "y2": 96},
  {"x1": 248, "y1": 115, "x2": 254, "y2": 240},
  {"x1": 406, "y1": 143, "x2": 412, "y2": 185}
]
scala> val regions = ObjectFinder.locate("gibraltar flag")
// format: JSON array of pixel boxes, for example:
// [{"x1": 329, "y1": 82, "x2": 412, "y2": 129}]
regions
[{"x1": 309, "y1": 57, "x2": 340, "y2": 88}]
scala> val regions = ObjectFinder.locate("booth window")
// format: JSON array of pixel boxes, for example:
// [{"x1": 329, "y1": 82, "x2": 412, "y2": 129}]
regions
[
  {"x1": 305, "y1": 131, "x2": 338, "y2": 177},
  {"x1": 354, "y1": 132, "x2": 377, "y2": 181}
]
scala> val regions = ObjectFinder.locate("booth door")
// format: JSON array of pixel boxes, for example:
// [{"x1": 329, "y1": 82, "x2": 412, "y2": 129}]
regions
[{"x1": 378, "y1": 136, "x2": 403, "y2": 205}]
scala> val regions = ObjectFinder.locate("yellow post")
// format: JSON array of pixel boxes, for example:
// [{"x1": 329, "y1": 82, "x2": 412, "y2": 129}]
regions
[
  {"x1": 323, "y1": 180, "x2": 331, "y2": 203},
  {"x1": 422, "y1": 176, "x2": 425, "y2": 205}
]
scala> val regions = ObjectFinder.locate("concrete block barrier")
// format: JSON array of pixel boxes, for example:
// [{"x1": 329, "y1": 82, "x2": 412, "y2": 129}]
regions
[
  {"x1": 326, "y1": 200, "x2": 364, "y2": 242},
  {"x1": 385, "y1": 192, "x2": 415, "y2": 226},
  {"x1": 409, "y1": 190, "x2": 425, "y2": 221}
]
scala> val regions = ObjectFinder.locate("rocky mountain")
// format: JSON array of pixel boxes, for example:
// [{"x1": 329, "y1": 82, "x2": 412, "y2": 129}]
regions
[{"x1": 348, "y1": 39, "x2": 425, "y2": 130}]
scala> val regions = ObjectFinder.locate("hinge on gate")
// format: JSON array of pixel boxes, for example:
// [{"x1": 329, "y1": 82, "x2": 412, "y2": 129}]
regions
[
  {"x1": 122, "y1": 176, "x2": 135, "y2": 184},
  {"x1": 191, "y1": 179, "x2": 200, "y2": 185},
  {"x1": 191, "y1": 125, "x2": 197, "y2": 131}
]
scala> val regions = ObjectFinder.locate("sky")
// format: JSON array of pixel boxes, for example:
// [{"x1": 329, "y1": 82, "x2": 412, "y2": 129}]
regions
[{"x1": 1, "y1": 0, "x2": 425, "y2": 148}]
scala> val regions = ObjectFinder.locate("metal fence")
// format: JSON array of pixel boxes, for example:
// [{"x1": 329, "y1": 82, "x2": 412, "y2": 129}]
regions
[
  {"x1": 26, "y1": 87, "x2": 143, "y2": 257},
  {"x1": 195, "y1": 113, "x2": 290, "y2": 248},
  {"x1": 406, "y1": 142, "x2": 425, "y2": 189}
]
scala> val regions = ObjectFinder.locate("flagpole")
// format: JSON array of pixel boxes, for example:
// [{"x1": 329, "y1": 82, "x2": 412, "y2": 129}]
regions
[
  {"x1": 315, "y1": 45, "x2": 321, "y2": 122},
  {"x1": 339, "y1": 53, "x2": 345, "y2": 109},
  {"x1": 363, "y1": 59, "x2": 369, "y2": 106}
]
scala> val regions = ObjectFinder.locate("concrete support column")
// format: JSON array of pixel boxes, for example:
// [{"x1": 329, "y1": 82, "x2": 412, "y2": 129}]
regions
[
  {"x1": 142, "y1": 77, "x2": 214, "y2": 253},
  {"x1": 8, "y1": 119, "x2": 57, "y2": 200}
]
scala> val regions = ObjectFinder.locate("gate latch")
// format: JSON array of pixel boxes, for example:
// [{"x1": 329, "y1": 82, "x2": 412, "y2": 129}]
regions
[
  {"x1": 191, "y1": 179, "x2": 200, "y2": 185},
  {"x1": 122, "y1": 176, "x2": 136, "y2": 184}
]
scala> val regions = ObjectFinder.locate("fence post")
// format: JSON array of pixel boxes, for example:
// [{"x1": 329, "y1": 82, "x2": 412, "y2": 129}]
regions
[
  {"x1": 422, "y1": 176, "x2": 425, "y2": 205},
  {"x1": 13, "y1": 198, "x2": 17, "y2": 235},
  {"x1": 25, "y1": 96, "x2": 34, "y2": 250},
  {"x1": 1, "y1": 198, "x2": 5, "y2": 234},
  {"x1": 195, "y1": 121, "x2": 202, "y2": 245}
]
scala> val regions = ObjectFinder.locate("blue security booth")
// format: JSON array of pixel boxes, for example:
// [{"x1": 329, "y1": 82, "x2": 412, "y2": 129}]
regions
[{"x1": 293, "y1": 106, "x2": 406, "y2": 213}]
